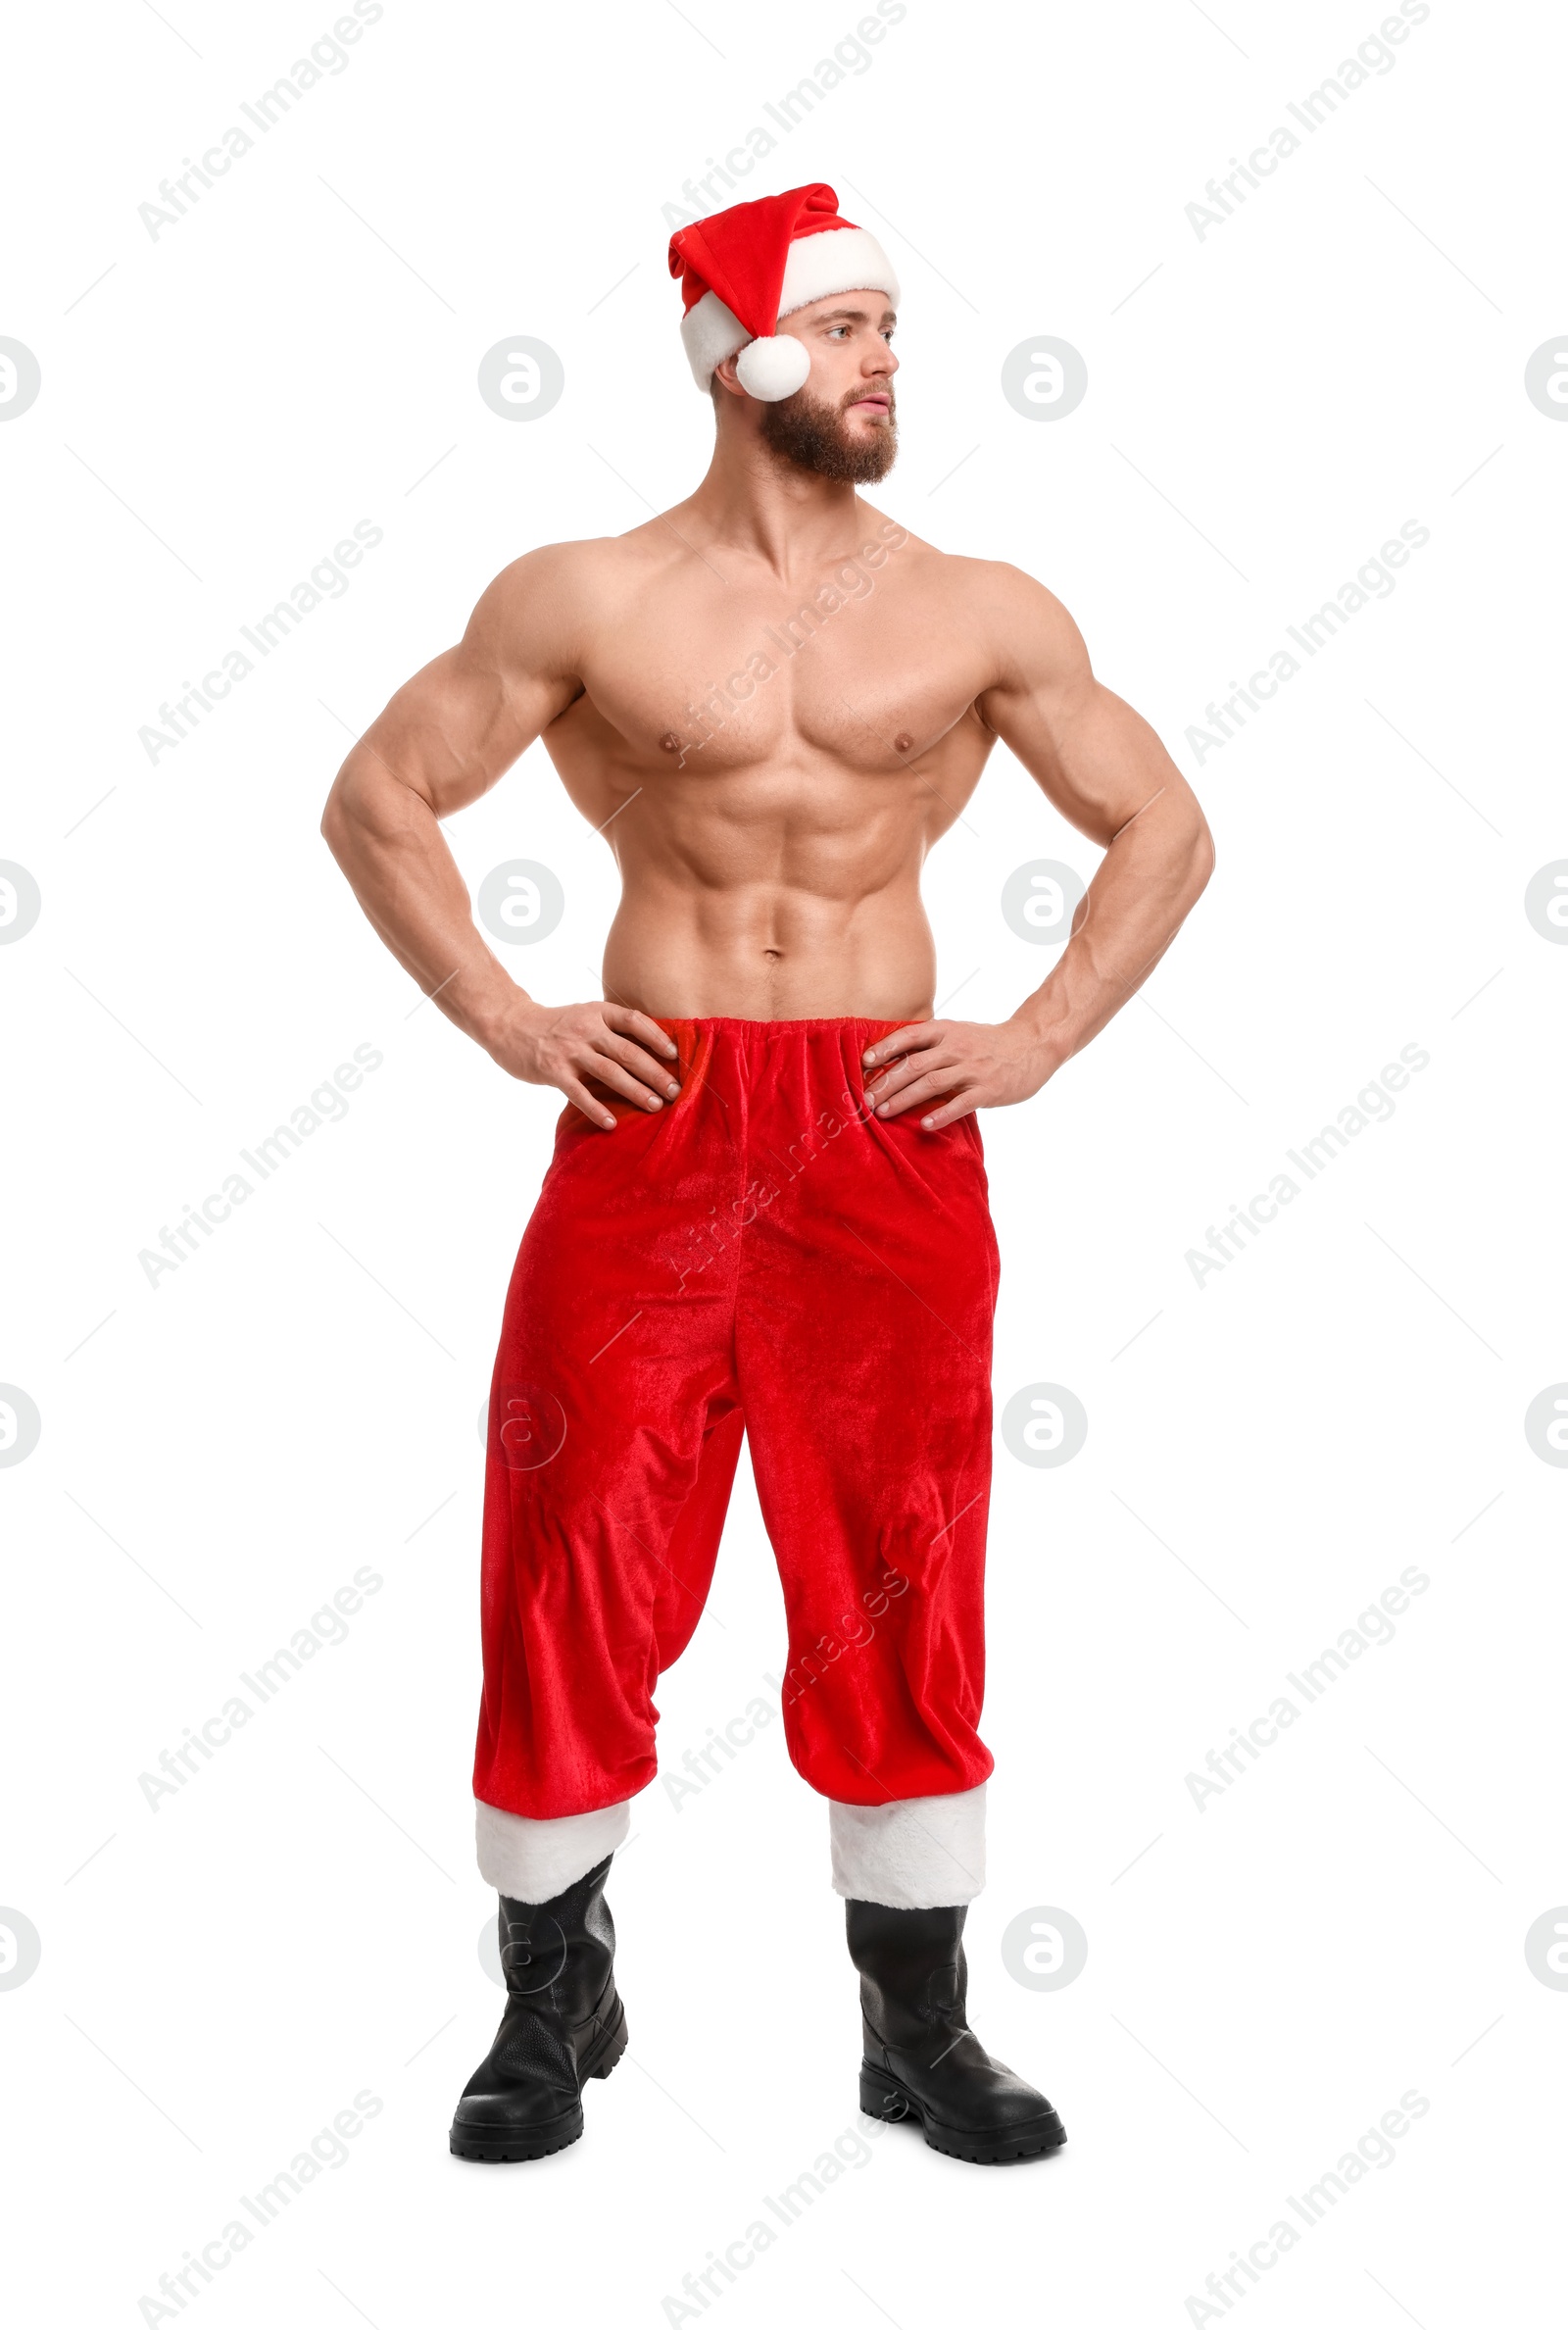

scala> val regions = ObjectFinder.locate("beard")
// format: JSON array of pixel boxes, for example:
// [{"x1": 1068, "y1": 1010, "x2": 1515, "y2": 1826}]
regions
[{"x1": 759, "y1": 383, "x2": 898, "y2": 483}]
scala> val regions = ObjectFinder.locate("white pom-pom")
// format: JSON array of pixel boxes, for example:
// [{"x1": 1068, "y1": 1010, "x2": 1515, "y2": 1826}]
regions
[{"x1": 734, "y1": 334, "x2": 810, "y2": 402}]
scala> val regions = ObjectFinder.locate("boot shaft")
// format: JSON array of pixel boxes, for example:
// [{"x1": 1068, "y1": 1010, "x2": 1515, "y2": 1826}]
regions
[
  {"x1": 498, "y1": 1853, "x2": 616, "y2": 2026},
  {"x1": 845, "y1": 1898, "x2": 971, "y2": 2053}
]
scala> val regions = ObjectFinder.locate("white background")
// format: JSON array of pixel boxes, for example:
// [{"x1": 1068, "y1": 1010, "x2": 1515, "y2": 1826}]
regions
[{"x1": 4, "y1": 1, "x2": 1565, "y2": 2324}]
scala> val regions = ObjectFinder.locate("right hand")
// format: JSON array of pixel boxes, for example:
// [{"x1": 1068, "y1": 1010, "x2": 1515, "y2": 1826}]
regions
[{"x1": 491, "y1": 999, "x2": 682, "y2": 1131}]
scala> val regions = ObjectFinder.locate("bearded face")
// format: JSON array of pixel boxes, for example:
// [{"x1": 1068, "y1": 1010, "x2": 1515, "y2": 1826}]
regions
[{"x1": 759, "y1": 379, "x2": 899, "y2": 484}]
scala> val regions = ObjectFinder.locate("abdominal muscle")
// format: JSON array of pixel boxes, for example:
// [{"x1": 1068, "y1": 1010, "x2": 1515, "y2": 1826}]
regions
[
  {"x1": 601, "y1": 868, "x2": 936, "y2": 1021},
  {"x1": 563, "y1": 745, "x2": 951, "y2": 1023},
  {"x1": 596, "y1": 768, "x2": 943, "y2": 1016}
]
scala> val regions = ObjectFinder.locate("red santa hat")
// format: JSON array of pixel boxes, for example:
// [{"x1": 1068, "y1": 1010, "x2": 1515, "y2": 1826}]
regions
[{"x1": 669, "y1": 181, "x2": 901, "y2": 403}]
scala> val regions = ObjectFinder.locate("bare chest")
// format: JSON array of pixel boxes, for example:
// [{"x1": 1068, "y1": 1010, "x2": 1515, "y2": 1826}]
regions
[{"x1": 564, "y1": 535, "x2": 991, "y2": 776}]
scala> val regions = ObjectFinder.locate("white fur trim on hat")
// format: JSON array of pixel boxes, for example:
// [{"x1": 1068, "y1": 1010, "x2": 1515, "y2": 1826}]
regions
[
  {"x1": 777, "y1": 225, "x2": 899, "y2": 321},
  {"x1": 680, "y1": 287, "x2": 752, "y2": 390},
  {"x1": 829, "y1": 1784, "x2": 986, "y2": 1909},
  {"x1": 475, "y1": 1796, "x2": 630, "y2": 1903},
  {"x1": 679, "y1": 224, "x2": 902, "y2": 395}
]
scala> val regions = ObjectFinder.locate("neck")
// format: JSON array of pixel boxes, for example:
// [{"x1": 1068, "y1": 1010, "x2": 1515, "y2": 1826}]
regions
[{"x1": 681, "y1": 416, "x2": 865, "y2": 577}]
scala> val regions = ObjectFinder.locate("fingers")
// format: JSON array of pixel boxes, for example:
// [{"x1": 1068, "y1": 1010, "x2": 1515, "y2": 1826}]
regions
[
  {"x1": 578, "y1": 1052, "x2": 669, "y2": 1113},
  {"x1": 603, "y1": 1003, "x2": 679, "y2": 1061},
  {"x1": 874, "y1": 1065, "x2": 965, "y2": 1120},
  {"x1": 862, "y1": 1018, "x2": 942, "y2": 1070},
  {"x1": 594, "y1": 1030, "x2": 682, "y2": 1101},
  {"x1": 918, "y1": 1095, "x2": 979, "y2": 1130},
  {"x1": 867, "y1": 1045, "x2": 953, "y2": 1106},
  {"x1": 544, "y1": 1002, "x2": 684, "y2": 1128},
  {"x1": 561, "y1": 1074, "x2": 618, "y2": 1132}
]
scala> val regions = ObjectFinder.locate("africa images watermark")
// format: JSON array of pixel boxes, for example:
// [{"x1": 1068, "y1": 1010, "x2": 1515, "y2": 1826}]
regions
[
  {"x1": 661, "y1": 2112, "x2": 892, "y2": 2323},
  {"x1": 136, "y1": 1562, "x2": 384, "y2": 1813},
  {"x1": 671, "y1": 1084, "x2": 870, "y2": 1292},
  {"x1": 660, "y1": 0, "x2": 908, "y2": 227},
  {"x1": 1182, "y1": 2089, "x2": 1430, "y2": 2324},
  {"x1": 137, "y1": 1042, "x2": 383, "y2": 1288},
  {"x1": 661, "y1": 1674, "x2": 784, "y2": 1811},
  {"x1": 1183, "y1": 1, "x2": 1434, "y2": 242},
  {"x1": 136, "y1": 2088, "x2": 383, "y2": 2325},
  {"x1": 662, "y1": 519, "x2": 909, "y2": 771},
  {"x1": 661, "y1": 1571, "x2": 913, "y2": 1811},
  {"x1": 1183, "y1": 521, "x2": 1431, "y2": 768},
  {"x1": 136, "y1": 1, "x2": 388, "y2": 240},
  {"x1": 1184, "y1": 1042, "x2": 1431, "y2": 1288},
  {"x1": 669, "y1": 1019, "x2": 913, "y2": 1299},
  {"x1": 138, "y1": 521, "x2": 384, "y2": 765},
  {"x1": 1184, "y1": 1559, "x2": 1431, "y2": 1812}
]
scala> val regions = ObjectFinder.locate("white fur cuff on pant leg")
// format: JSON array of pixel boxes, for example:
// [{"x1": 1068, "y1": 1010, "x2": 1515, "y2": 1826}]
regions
[
  {"x1": 474, "y1": 1799, "x2": 631, "y2": 1903},
  {"x1": 829, "y1": 1784, "x2": 987, "y2": 1909}
]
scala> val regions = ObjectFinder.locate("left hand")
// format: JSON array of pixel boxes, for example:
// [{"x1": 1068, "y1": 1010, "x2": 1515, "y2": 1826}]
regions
[{"x1": 861, "y1": 1017, "x2": 1059, "y2": 1130}]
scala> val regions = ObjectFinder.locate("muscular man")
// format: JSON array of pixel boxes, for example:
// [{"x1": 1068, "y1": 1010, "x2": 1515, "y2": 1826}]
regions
[{"x1": 322, "y1": 182, "x2": 1212, "y2": 2168}]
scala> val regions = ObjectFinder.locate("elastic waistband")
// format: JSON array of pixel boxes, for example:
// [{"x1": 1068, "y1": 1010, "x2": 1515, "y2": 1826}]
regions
[{"x1": 652, "y1": 1015, "x2": 919, "y2": 1036}]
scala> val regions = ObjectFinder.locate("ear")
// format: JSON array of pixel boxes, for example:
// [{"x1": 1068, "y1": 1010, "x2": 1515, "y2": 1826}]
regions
[{"x1": 710, "y1": 355, "x2": 748, "y2": 402}]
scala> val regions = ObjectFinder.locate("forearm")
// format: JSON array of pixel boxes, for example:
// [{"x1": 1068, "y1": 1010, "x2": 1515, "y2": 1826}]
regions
[
  {"x1": 320, "y1": 749, "x2": 531, "y2": 1056},
  {"x1": 1009, "y1": 793, "x2": 1213, "y2": 1070}
]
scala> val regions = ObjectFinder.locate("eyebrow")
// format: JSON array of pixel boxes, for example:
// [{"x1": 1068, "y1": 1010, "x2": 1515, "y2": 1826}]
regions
[{"x1": 813, "y1": 304, "x2": 897, "y2": 325}]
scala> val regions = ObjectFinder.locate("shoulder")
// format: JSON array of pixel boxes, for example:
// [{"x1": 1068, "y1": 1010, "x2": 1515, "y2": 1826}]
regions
[
  {"x1": 940, "y1": 555, "x2": 1076, "y2": 627},
  {"x1": 459, "y1": 536, "x2": 641, "y2": 677},
  {"x1": 864, "y1": 528, "x2": 1078, "y2": 629},
  {"x1": 952, "y1": 559, "x2": 1091, "y2": 695},
  {"x1": 470, "y1": 536, "x2": 622, "y2": 620},
  {"x1": 471, "y1": 522, "x2": 695, "y2": 626}
]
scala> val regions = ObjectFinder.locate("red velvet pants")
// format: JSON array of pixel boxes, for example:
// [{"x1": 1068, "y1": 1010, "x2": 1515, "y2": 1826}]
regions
[{"x1": 472, "y1": 1016, "x2": 999, "y2": 1820}]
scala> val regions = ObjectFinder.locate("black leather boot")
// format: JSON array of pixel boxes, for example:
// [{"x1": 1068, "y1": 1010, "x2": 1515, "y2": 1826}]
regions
[
  {"x1": 450, "y1": 1854, "x2": 627, "y2": 2162},
  {"x1": 848, "y1": 1898, "x2": 1066, "y2": 2164}
]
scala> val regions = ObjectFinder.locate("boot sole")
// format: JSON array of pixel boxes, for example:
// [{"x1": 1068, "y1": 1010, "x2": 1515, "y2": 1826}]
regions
[
  {"x1": 586, "y1": 2000, "x2": 628, "y2": 2082},
  {"x1": 859, "y1": 2062, "x2": 1067, "y2": 2165},
  {"x1": 449, "y1": 2000, "x2": 628, "y2": 2162},
  {"x1": 449, "y1": 2106, "x2": 584, "y2": 2164}
]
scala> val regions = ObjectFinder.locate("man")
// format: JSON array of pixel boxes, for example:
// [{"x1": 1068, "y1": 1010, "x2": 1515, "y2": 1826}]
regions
[{"x1": 321, "y1": 181, "x2": 1212, "y2": 2168}]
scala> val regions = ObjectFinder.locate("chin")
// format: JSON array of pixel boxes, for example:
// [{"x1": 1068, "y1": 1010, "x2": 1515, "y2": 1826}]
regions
[{"x1": 760, "y1": 388, "x2": 900, "y2": 484}]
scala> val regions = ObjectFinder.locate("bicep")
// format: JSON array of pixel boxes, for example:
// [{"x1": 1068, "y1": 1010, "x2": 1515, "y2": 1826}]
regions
[
  {"x1": 976, "y1": 572, "x2": 1191, "y2": 845},
  {"x1": 345, "y1": 560, "x2": 583, "y2": 820}
]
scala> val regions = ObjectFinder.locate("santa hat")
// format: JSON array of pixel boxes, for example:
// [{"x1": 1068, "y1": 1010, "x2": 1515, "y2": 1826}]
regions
[{"x1": 669, "y1": 181, "x2": 901, "y2": 403}]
